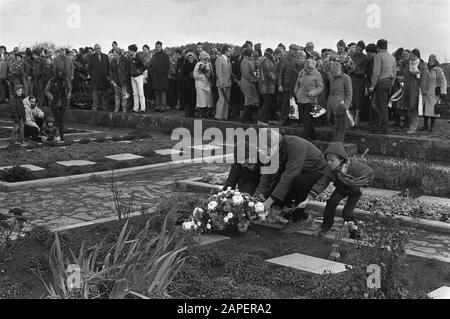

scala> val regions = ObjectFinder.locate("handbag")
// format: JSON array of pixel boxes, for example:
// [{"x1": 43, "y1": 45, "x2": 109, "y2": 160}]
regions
[
  {"x1": 434, "y1": 96, "x2": 448, "y2": 115},
  {"x1": 435, "y1": 86, "x2": 441, "y2": 96}
]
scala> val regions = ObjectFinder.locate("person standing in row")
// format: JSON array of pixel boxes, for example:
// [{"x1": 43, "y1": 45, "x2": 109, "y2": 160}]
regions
[
  {"x1": 180, "y1": 51, "x2": 197, "y2": 117},
  {"x1": 240, "y1": 48, "x2": 259, "y2": 123},
  {"x1": 150, "y1": 41, "x2": 170, "y2": 112},
  {"x1": 369, "y1": 39, "x2": 397, "y2": 134},
  {"x1": 194, "y1": 51, "x2": 213, "y2": 118},
  {"x1": 421, "y1": 54, "x2": 447, "y2": 132},
  {"x1": 215, "y1": 45, "x2": 233, "y2": 121},
  {"x1": 110, "y1": 49, "x2": 130, "y2": 113},
  {"x1": 129, "y1": 44, "x2": 147, "y2": 113},
  {"x1": 258, "y1": 48, "x2": 278, "y2": 126},
  {"x1": 294, "y1": 59, "x2": 324, "y2": 141},
  {"x1": 88, "y1": 44, "x2": 110, "y2": 111}
]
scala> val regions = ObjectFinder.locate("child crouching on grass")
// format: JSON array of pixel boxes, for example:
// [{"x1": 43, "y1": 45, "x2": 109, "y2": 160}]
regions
[
  {"x1": 299, "y1": 142, "x2": 374, "y2": 239},
  {"x1": 40, "y1": 116, "x2": 61, "y2": 143},
  {"x1": 9, "y1": 84, "x2": 25, "y2": 145}
]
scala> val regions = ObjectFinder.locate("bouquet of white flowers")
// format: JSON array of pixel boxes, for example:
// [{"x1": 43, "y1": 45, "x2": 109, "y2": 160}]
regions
[{"x1": 182, "y1": 188, "x2": 268, "y2": 233}]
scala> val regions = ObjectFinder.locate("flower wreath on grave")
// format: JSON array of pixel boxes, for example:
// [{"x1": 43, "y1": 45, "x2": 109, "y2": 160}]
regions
[{"x1": 182, "y1": 188, "x2": 268, "y2": 234}]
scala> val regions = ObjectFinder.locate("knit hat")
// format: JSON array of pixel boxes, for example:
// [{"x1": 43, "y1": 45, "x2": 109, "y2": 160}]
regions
[
  {"x1": 47, "y1": 116, "x2": 55, "y2": 124},
  {"x1": 304, "y1": 59, "x2": 316, "y2": 69},
  {"x1": 264, "y1": 48, "x2": 274, "y2": 56},
  {"x1": 186, "y1": 51, "x2": 196, "y2": 59},
  {"x1": 198, "y1": 51, "x2": 210, "y2": 61},
  {"x1": 289, "y1": 44, "x2": 301, "y2": 51},
  {"x1": 14, "y1": 84, "x2": 23, "y2": 91},
  {"x1": 305, "y1": 42, "x2": 314, "y2": 48},
  {"x1": 324, "y1": 142, "x2": 349, "y2": 162}
]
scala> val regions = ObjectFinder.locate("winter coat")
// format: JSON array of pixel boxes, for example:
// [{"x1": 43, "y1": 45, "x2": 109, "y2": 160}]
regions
[
  {"x1": 110, "y1": 57, "x2": 130, "y2": 87},
  {"x1": 130, "y1": 54, "x2": 146, "y2": 78},
  {"x1": 169, "y1": 55, "x2": 179, "y2": 80},
  {"x1": 421, "y1": 65, "x2": 447, "y2": 117},
  {"x1": 23, "y1": 97, "x2": 44, "y2": 128},
  {"x1": 9, "y1": 95, "x2": 25, "y2": 120},
  {"x1": 215, "y1": 54, "x2": 232, "y2": 88},
  {"x1": 23, "y1": 58, "x2": 33, "y2": 78},
  {"x1": 0, "y1": 54, "x2": 8, "y2": 79},
  {"x1": 240, "y1": 57, "x2": 259, "y2": 106},
  {"x1": 254, "y1": 135, "x2": 328, "y2": 202},
  {"x1": 150, "y1": 51, "x2": 170, "y2": 91},
  {"x1": 310, "y1": 142, "x2": 374, "y2": 196},
  {"x1": 53, "y1": 55, "x2": 74, "y2": 80},
  {"x1": 327, "y1": 72, "x2": 353, "y2": 116},
  {"x1": 278, "y1": 53, "x2": 303, "y2": 96},
  {"x1": 258, "y1": 55, "x2": 277, "y2": 94},
  {"x1": 42, "y1": 65, "x2": 56, "y2": 87},
  {"x1": 31, "y1": 58, "x2": 44, "y2": 79},
  {"x1": 223, "y1": 163, "x2": 261, "y2": 196},
  {"x1": 45, "y1": 77, "x2": 71, "y2": 109},
  {"x1": 193, "y1": 62, "x2": 213, "y2": 108},
  {"x1": 41, "y1": 124, "x2": 59, "y2": 141},
  {"x1": 404, "y1": 60, "x2": 427, "y2": 112},
  {"x1": 87, "y1": 53, "x2": 110, "y2": 90},
  {"x1": 294, "y1": 69, "x2": 324, "y2": 104}
]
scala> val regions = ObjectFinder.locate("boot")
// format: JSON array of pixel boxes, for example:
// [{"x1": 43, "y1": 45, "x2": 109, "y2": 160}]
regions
[
  {"x1": 430, "y1": 118, "x2": 436, "y2": 132},
  {"x1": 420, "y1": 117, "x2": 429, "y2": 131}
]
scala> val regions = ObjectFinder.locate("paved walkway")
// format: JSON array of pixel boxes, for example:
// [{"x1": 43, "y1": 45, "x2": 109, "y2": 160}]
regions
[{"x1": 0, "y1": 163, "x2": 228, "y2": 229}]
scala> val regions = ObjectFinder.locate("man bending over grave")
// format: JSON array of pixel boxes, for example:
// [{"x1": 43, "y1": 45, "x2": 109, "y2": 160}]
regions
[
  {"x1": 253, "y1": 129, "x2": 328, "y2": 232},
  {"x1": 223, "y1": 141, "x2": 261, "y2": 196}
]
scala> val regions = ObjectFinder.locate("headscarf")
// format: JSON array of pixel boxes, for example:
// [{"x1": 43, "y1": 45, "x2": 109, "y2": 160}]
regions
[
  {"x1": 330, "y1": 61, "x2": 342, "y2": 76},
  {"x1": 428, "y1": 54, "x2": 439, "y2": 69},
  {"x1": 304, "y1": 58, "x2": 316, "y2": 69},
  {"x1": 199, "y1": 51, "x2": 210, "y2": 61}
]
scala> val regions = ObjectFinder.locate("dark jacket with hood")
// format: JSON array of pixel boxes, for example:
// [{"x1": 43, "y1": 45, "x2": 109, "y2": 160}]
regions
[
  {"x1": 254, "y1": 136, "x2": 328, "y2": 202},
  {"x1": 310, "y1": 142, "x2": 374, "y2": 197}
]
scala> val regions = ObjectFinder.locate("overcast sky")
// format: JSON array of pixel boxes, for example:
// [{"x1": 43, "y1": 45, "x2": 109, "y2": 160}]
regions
[{"x1": 0, "y1": 0, "x2": 449, "y2": 62}]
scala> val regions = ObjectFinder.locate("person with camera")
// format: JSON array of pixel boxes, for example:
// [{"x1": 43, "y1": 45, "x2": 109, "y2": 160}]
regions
[{"x1": 420, "y1": 54, "x2": 447, "y2": 132}]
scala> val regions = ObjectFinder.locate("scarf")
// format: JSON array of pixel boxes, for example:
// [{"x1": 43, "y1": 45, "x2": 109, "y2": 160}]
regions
[{"x1": 409, "y1": 59, "x2": 420, "y2": 74}]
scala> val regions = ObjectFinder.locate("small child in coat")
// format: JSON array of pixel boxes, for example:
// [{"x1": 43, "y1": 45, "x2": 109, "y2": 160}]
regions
[
  {"x1": 9, "y1": 84, "x2": 25, "y2": 145},
  {"x1": 299, "y1": 142, "x2": 374, "y2": 239},
  {"x1": 40, "y1": 116, "x2": 61, "y2": 143}
]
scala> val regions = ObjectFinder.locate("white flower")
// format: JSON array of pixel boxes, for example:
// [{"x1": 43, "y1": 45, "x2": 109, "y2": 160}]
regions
[
  {"x1": 206, "y1": 224, "x2": 212, "y2": 230},
  {"x1": 197, "y1": 222, "x2": 202, "y2": 227},
  {"x1": 227, "y1": 213, "x2": 233, "y2": 219},
  {"x1": 258, "y1": 213, "x2": 267, "y2": 221},
  {"x1": 208, "y1": 201, "x2": 218, "y2": 211},
  {"x1": 182, "y1": 222, "x2": 191, "y2": 231},
  {"x1": 255, "y1": 202, "x2": 265, "y2": 213},
  {"x1": 248, "y1": 202, "x2": 255, "y2": 208},
  {"x1": 193, "y1": 207, "x2": 202, "y2": 218},
  {"x1": 227, "y1": 187, "x2": 232, "y2": 191},
  {"x1": 224, "y1": 217, "x2": 229, "y2": 223},
  {"x1": 221, "y1": 198, "x2": 227, "y2": 203},
  {"x1": 232, "y1": 195, "x2": 244, "y2": 206}
]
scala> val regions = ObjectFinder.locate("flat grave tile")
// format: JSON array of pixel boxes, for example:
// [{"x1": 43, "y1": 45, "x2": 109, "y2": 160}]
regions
[
  {"x1": 104, "y1": 153, "x2": 145, "y2": 161},
  {"x1": 428, "y1": 286, "x2": 450, "y2": 299},
  {"x1": 266, "y1": 253, "x2": 349, "y2": 274},
  {"x1": 189, "y1": 144, "x2": 221, "y2": 151},
  {"x1": 416, "y1": 195, "x2": 450, "y2": 207},
  {"x1": 56, "y1": 160, "x2": 97, "y2": 167},
  {"x1": 0, "y1": 164, "x2": 45, "y2": 172},
  {"x1": 197, "y1": 234, "x2": 230, "y2": 246},
  {"x1": 154, "y1": 149, "x2": 182, "y2": 156}
]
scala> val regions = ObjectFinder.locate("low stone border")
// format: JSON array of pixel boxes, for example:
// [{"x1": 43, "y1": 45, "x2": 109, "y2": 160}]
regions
[
  {"x1": 176, "y1": 178, "x2": 450, "y2": 235},
  {"x1": 0, "y1": 154, "x2": 234, "y2": 192}
]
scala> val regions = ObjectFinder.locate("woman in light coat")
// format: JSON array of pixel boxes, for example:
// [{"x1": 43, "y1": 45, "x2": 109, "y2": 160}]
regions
[
  {"x1": 240, "y1": 48, "x2": 260, "y2": 123},
  {"x1": 193, "y1": 51, "x2": 213, "y2": 118},
  {"x1": 420, "y1": 54, "x2": 447, "y2": 132}
]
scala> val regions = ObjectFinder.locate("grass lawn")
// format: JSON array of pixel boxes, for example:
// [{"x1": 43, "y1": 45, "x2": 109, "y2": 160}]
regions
[{"x1": 0, "y1": 138, "x2": 176, "y2": 182}]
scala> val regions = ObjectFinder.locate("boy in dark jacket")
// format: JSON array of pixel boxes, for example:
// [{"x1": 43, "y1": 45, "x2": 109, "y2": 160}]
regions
[
  {"x1": 300, "y1": 142, "x2": 374, "y2": 239},
  {"x1": 9, "y1": 84, "x2": 25, "y2": 144}
]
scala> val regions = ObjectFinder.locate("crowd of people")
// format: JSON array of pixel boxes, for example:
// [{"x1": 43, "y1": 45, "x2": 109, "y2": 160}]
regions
[{"x1": 1, "y1": 38, "x2": 448, "y2": 145}]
